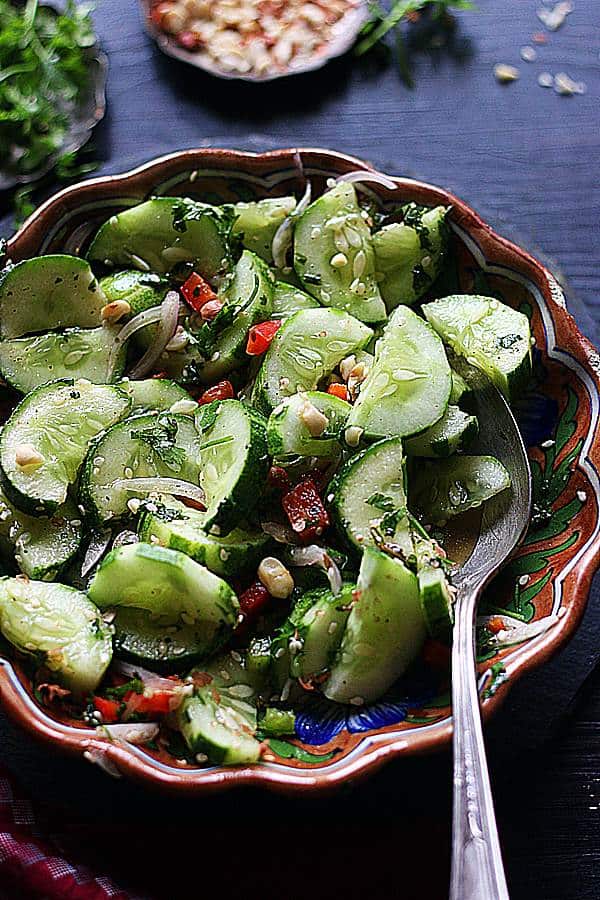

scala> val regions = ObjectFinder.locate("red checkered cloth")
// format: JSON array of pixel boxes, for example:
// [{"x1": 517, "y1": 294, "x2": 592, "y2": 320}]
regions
[{"x1": 0, "y1": 765, "x2": 142, "y2": 900}]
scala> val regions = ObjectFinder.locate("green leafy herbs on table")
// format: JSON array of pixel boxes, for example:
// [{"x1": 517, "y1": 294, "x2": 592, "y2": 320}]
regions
[
  {"x1": 0, "y1": 0, "x2": 96, "y2": 177},
  {"x1": 357, "y1": 0, "x2": 475, "y2": 86}
]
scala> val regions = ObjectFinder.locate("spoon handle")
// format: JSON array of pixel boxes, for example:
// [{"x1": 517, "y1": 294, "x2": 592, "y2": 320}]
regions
[{"x1": 450, "y1": 582, "x2": 510, "y2": 900}]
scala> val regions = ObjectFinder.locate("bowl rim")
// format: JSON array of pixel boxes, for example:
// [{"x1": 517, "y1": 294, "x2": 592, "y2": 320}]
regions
[{"x1": 3, "y1": 146, "x2": 600, "y2": 795}]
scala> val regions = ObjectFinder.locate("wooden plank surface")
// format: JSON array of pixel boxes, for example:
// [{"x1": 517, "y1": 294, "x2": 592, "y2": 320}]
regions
[{"x1": 0, "y1": 1, "x2": 599, "y2": 898}]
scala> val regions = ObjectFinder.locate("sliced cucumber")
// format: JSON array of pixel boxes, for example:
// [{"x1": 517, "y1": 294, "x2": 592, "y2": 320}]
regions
[
  {"x1": 112, "y1": 607, "x2": 214, "y2": 673},
  {"x1": 271, "y1": 281, "x2": 319, "y2": 320},
  {"x1": 138, "y1": 493, "x2": 270, "y2": 577},
  {"x1": 294, "y1": 183, "x2": 386, "y2": 322},
  {"x1": 80, "y1": 412, "x2": 201, "y2": 525},
  {"x1": 119, "y1": 378, "x2": 190, "y2": 415},
  {"x1": 422, "y1": 295, "x2": 532, "y2": 400},
  {"x1": 404, "y1": 406, "x2": 478, "y2": 458},
  {"x1": 372, "y1": 204, "x2": 448, "y2": 309},
  {"x1": 289, "y1": 583, "x2": 354, "y2": 681},
  {"x1": 99, "y1": 270, "x2": 170, "y2": 315},
  {"x1": 411, "y1": 455, "x2": 511, "y2": 525},
  {"x1": 346, "y1": 305, "x2": 451, "y2": 439},
  {"x1": 88, "y1": 542, "x2": 239, "y2": 655},
  {"x1": 88, "y1": 198, "x2": 235, "y2": 281},
  {"x1": 0, "y1": 326, "x2": 125, "y2": 393},
  {"x1": 195, "y1": 250, "x2": 275, "y2": 383},
  {"x1": 0, "y1": 255, "x2": 106, "y2": 339},
  {"x1": 324, "y1": 547, "x2": 426, "y2": 704},
  {"x1": 330, "y1": 436, "x2": 412, "y2": 554},
  {"x1": 232, "y1": 196, "x2": 296, "y2": 263},
  {"x1": 0, "y1": 577, "x2": 112, "y2": 695},
  {"x1": 410, "y1": 525, "x2": 454, "y2": 640},
  {"x1": 195, "y1": 399, "x2": 269, "y2": 532},
  {"x1": 251, "y1": 307, "x2": 372, "y2": 413},
  {"x1": 0, "y1": 380, "x2": 131, "y2": 515},
  {"x1": 267, "y1": 390, "x2": 351, "y2": 462},
  {"x1": 449, "y1": 369, "x2": 471, "y2": 405},
  {"x1": 0, "y1": 488, "x2": 82, "y2": 580}
]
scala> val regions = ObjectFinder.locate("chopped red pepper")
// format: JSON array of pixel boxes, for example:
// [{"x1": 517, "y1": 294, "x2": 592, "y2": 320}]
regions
[
  {"x1": 150, "y1": 2, "x2": 172, "y2": 26},
  {"x1": 268, "y1": 465, "x2": 292, "y2": 492},
  {"x1": 327, "y1": 382, "x2": 350, "y2": 402},
  {"x1": 246, "y1": 320, "x2": 281, "y2": 356},
  {"x1": 181, "y1": 272, "x2": 217, "y2": 312},
  {"x1": 282, "y1": 476, "x2": 330, "y2": 543},
  {"x1": 236, "y1": 580, "x2": 272, "y2": 632},
  {"x1": 124, "y1": 690, "x2": 173, "y2": 717},
  {"x1": 487, "y1": 616, "x2": 506, "y2": 635},
  {"x1": 198, "y1": 380, "x2": 235, "y2": 405},
  {"x1": 422, "y1": 639, "x2": 451, "y2": 671},
  {"x1": 200, "y1": 298, "x2": 224, "y2": 321},
  {"x1": 93, "y1": 696, "x2": 121, "y2": 724}
]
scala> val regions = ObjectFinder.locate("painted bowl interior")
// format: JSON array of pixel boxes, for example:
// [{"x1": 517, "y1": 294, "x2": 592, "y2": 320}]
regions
[{"x1": 3, "y1": 148, "x2": 600, "y2": 794}]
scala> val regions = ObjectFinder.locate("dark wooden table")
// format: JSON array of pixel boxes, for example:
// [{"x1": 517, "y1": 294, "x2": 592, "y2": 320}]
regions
[{"x1": 1, "y1": 1, "x2": 599, "y2": 898}]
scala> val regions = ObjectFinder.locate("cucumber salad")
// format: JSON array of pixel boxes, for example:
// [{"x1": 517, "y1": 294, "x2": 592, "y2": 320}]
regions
[{"x1": 0, "y1": 175, "x2": 532, "y2": 766}]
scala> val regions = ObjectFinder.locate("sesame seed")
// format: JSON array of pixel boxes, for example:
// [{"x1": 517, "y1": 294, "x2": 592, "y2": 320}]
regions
[
  {"x1": 541, "y1": 439, "x2": 555, "y2": 449},
  {"x1": 520, "y1": 45, "x2": 537, "y2": 62},
  {"x1": 349, "y1": 696, "x2": 365, "y2": 706},
  {"x1": 494, "y1": 63, "x2": 520, "y2": 84},
  {"x1": 538, "y1": 72, "x2": 554, "y2": 88},
  {"x1": 518, "y1": 574, "x2": 529, "y2": 586},
  {"x1": 577, "y1": 490, "x2": 587, "y2": 502}
]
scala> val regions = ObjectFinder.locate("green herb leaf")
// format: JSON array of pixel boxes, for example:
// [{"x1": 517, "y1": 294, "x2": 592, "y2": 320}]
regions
[{"x1": 130, "y1": 415, "x2": 185, "y2": 471}]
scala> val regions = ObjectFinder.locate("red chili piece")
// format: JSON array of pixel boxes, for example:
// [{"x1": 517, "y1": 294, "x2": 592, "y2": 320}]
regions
[
  {"x1": 282, "y1": 476, "x2": 330, "y2": 543},
  {"x1": 246, "y1": 320, "x2": 281, "y2": 356},
  {"x1": 268, "y1": 465, "x2": 292, "y2": 492},
  {"x1": 327, "y1": 382, "x2": 350, "y2": 402},
  {"x1": 181, "y1": 272, "x2": 217, "y2": 311},
  {"x1": 198, "y1": 380, "x2": 235, "y2": 405},
  {"x1": 237, "y1": 580, "x2": 272, "y2": 629},
  {"x1": 93, "y1": 696, "x2": 120, "y2": 724}
]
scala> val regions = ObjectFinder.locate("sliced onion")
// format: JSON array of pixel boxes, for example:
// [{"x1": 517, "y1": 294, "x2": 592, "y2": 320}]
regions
[
  {"x1": 80, "y1": 529, "x2": 112, "y2": 578},
  {"x1": 96, "y1": 722, "x2": 160, "y2": 744},
  {"x1": 112, "y1": 530, "x2": 139, "y2": 549},
  {"x1": 288, "y1": 544, "x2": 343, "y2": 596},
  {"x1": 336, "y1": 170, "x2": 397, "y2": 191},
  {"x1": 113, "y1": 477, "x2": 205, "y2": 507},
  {"x1": 271, "y1": 180, "x2": 312, "y2": 270},
  {"x1": 114, "y1": 660, "x2": 182, "y2": 690},
  {"x1": 82, "y1": 748, "x2": 122, "y2": 778},
  {"x1": 478, "y1": 613, "x2": 559, "y2": 648},
  {"x1": 128, "y1": 291, "x2": 181, "y2": 379}
]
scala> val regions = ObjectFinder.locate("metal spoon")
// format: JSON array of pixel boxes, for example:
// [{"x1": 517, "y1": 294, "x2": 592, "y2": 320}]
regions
[{"x1": 448, "y1": 372, "x2": 532, "y2": 900}]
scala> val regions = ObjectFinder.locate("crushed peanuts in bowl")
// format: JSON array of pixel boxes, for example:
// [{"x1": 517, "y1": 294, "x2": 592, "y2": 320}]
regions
[{"x1": 147, "y1": 0, "x2": 365, "y2": 79}]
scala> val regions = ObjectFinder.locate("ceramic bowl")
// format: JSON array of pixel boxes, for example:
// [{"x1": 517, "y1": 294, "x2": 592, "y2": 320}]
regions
[
  {"x1": 3, "y1": 147, "x2": 600, "y2": 794},
  {"x1": 138, "y1": 0, "x2": 367, "y2": 82}
]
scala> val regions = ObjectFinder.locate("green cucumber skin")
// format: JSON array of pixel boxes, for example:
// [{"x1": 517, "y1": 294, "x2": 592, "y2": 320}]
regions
[
  {"x1": 80, "y1": 412, "x2": 201, "y2": 526},
  {"x1": 0, "y1": 577, "x2": 112, "y2": 696},
  {"x1": 112, "y1": 607, "x2": 222, "y2": 674},
  {"x1": 0, "y1": 326, "x2": 126, "y2": 394},
  {"x1": 411, "y1": 455, "x2": 511, "y2": 525},
  {"x1": 288, "y1": 584, "x2": 354, "y2": 681},
  {"x1": 177, "y1": 691, "x2": 262, "y2": 765},
  {"x1": 422, "y1": 295, "x2": 532, "y2": 401},
  {"x1": 99, "y1": 270, "x2": 170, "y2": 315},
  {"x1": 138, "y1": 494, "x2": 271, "y2": 577},
  {"x1": 294, "y1": 183, "x2": 386, "y2": 323},
  {"x1": 251, "y1": 307, "x2": 372, "y2": 414},
  {"x1": 197, "y1": 250, "x2": 275, "y2": 384},
  {"x1": 195, "y1": 399, "x2": 269, "y2": 533},
  {"x1": 404, "y1": 406, "x2": 479, "y2": 458},
  {"x1": 232, "y1": 197, "x2": 296, "y2": 264},
  {"x1": 324, "y1": 547, "x2": 426, "y2": 704},
  {"x1": 0, "y1": 379, "x2": 131, "y2": 516},
  {"x1": 373, "y1": 204, "x2": 449, "y2": 309},
  {"x1": 267, "y1": 390, "x2": 351, "y2": 461},
  {"x1": 418, "y1": 566, "x2": 454, "y2": 641},
  {"x1": 0, "y1": 255, "x2": 106, "y2": 340},
  {"x1": 88, "y1": 198, "x2": 235, "y2": 280}
]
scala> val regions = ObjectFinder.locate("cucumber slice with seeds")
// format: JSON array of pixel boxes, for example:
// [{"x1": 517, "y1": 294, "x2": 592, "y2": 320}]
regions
[
  {"x1": 251, "y1": 307, "x2": 372, "y2": 413},
  {"x1": 422, "y1": 295, "x2": 532, "y2": 401},
  {"x1": 195, "y1": 250, "x2": 275, "y2": 383},
  {"x1": 267, "y1": 390, "x2": 351, "y2": 461},
  {"x1": 0, "y1": 255, "x2": 106, "y2": 339},
  {"x1": 288, "y1": 583, "x2": 354, "y2": 682},
  {"x1": 195, "y1": 399, "x2": 269, "y2": 533},
  {"x1": 330, "y1": 436, "x2": 412, "y2": 555},
  {"x1": 271, "y1": 281, "x2": 319, "y2": 320},
  {"x1": 88, "y1": 198, "x2": 235, "y2": 280},
  {"x1": 0, "y1": 380, "x2": 131, "y2": 515},
  {"x1": 411, "y1": 455, "x2": 511, "y2": 525},
  {"x1": 0, "y1": 326, "x2": 125, "y2": 394},
  {"x1": 119, "y1": 378, "x2": 190, "y2": 415},
  {"x1": 324, "y1": 547, "x2": 426, "y2": 704},
  {"x1": 0, "y1": 488, "x2": 82, "y2": 580},
  {"x1": 99, "y1": 270, "x2": 170, "y2": 315},
  {"x1": 0, "y1": 577, "x2": 112, "y2": 695},
  {"x1": 138, "y1": 493, "x2": 270, "y2": 577},
  {"x1": 404, "y1": 406, "x2": 478, "y2": 458},
  {"x1": 294, "y1": 183, "x2": 386, "y2": 323},
  {"x1": 347, "y1": 305, "x2": 451, "y2": 439},
  {"x1": 232, "y1": 197, "x2": 296, "y2": 263},
  {"x1": 88, "y1": 542, "x2": 239, "y2": 659},
  {"x1": 80, "y1": 412, "x2": 201, "y2": 525}
]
